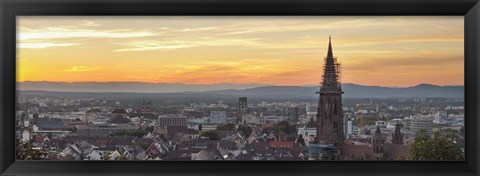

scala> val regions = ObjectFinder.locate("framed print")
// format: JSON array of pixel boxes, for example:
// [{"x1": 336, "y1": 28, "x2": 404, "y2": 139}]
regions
[{"x1": 1, "y1": 0, "x2": 479, "y2": 176}]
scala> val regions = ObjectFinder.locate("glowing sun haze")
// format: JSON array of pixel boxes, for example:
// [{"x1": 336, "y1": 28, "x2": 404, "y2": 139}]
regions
[{"x1": 17, "y1": 16, "x2": 464, "y2": 87}]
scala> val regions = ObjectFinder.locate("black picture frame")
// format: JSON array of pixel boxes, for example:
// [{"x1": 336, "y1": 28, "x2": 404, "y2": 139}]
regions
[{"x1": 1, "y1": 0, "x2": 479, "y2": 175}]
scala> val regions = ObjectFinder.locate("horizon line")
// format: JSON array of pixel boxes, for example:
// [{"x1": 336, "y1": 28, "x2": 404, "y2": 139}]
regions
[{"x1": 16, "y1": 80, "x2": 465, "y2": 88}]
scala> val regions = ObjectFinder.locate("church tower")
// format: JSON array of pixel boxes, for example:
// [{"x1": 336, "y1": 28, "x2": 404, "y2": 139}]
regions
[
  {"x1": 23, "y1": 110, "x2": 30, "y2": 128},
  {"x1": 238, "y1": 97, "x2": 248, "y2": 125},
  {"x1": 392, "y1": 123, "x2": 403, "y2": 144},
  {"x1": 373, "y1": 125, "x2": 384, "y2": 160},
  {"x1": 316, "y1": 36, "x2": 344, "y2": 145}
]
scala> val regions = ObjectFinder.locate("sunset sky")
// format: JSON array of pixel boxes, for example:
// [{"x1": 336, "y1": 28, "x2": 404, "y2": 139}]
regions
[{"x1": 17, "y1": 16, "x2": 464, "y2": 87}]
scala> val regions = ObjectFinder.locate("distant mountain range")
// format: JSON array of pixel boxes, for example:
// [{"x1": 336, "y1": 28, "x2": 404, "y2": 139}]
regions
[
  {"x1": 202, "y1": 83, "x2": 463, "y2": 98},
  {"x1": 17, "y1": 81, "x2": 272, "y2": 93},
  {"x1": 17, "y1": 81, "x2": 463, "y2": 98}
]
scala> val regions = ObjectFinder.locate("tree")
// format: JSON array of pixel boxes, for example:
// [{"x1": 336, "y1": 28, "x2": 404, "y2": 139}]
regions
[
  {"x1": 145, "y1": 126, "x2": 154, "y2": 133},
  {"x1": 200, "y1": 130, "x2": 221, "y2": 140},
  {"x1": 409, "y1": 129, "x2": 464, "y2": 160},
  {"x1": 68, "y1": 127, "x2": 77, "y2": 133},
  {"x1": 238, "y1": 125, "x2": 253, "y2": 138},
  {"x1": 111, "y1": 130, "x2": 149, "y2": 138},
  {"x1": 216, "y1": 123, "x2": 236, "y2": 131},
  {"x1": 296, "y1": 134, "x2": 306, "y2": 146},
  {"x1": 262, "y1": 127, "x2": 273, "y2": 134},
  {"x1": 272, "y1": 121, "x2": 296, "y2": 141},
  {"x1": 306, "y1": 117, "x2": 316, "y2": 128},
  {"x1": 103, "y1": 151, "x2": 112, "y2": 160},
  {"x1": 159, "y1": 134, "x2": 167, "y2": 141},
  {"x1": 16, "y1": 140, "x2": 47, "y2": 160},
  {"x1": 274, "y1": 121, "x2": 296, "y2": 136},
  {"x1": 137, "y1": 142, "x2": 151, "y2": 151},
  {"x1": 117, "y1": 153, "x2": 129, "y2": 160}
]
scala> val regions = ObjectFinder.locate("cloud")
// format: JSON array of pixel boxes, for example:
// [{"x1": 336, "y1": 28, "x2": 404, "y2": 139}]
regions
[
  {"x1": 345, "y1": 55, "x2": 463, "y2": 71},
  {"x1": 114, "y1": 38, "x2": 260, "y2": 52},
  {"x1": 19, "y1": 42, "x2": 76, "y2": 49},
  {"x1": 18, "y1": 27, "x2": 156, "y2": 41},
  {"x1": 17, "y1": 16, "x2": 464, "y2": 87},
  {"x1": 18, "y1": 17, "x2": 463, "y2": 52},
  {"x1": 113, "y1": 33, "x2": 462, "y2": 52},
  {"x1": 62, "y1": 66, "x2": 100, "y2": 72},
  {"x1": 205, "y1": 19, "x2": 378, "y2": 36},
  {"x1": 149, "y1": 58, "x2": 316, "y2": 85},
  {"x1": 17, "y1": 24, "x2": 157, "y2": 49},
  {"x1": 179, "y1": 27, "x2": 219, "y2": 32},
  {"x1": 83, "y1": 20, "x2": 101, "y2": 27}
]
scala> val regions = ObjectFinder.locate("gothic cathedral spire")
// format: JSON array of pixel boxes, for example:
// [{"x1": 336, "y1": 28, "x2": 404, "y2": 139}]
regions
[
  {"x1": 327, "y1": 35, "x2": 333, "y2": 58},
  {"x1": 321, "y1": 35, "x2": 342, "y2": 93},
  {"x1": 316, "y1": 36, "x2": 345, "y2": 145}
]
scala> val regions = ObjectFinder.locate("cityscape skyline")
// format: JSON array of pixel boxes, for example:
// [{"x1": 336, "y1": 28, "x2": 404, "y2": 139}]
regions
[
  {"x1": 15, "y1": 20, "x2": 465, "y2": 160},
  {"x1": 15, "y1": 38, "x2": 465, "y2": 160},
  {"x1": 17, "y1": 16, "x2": 463, "y2": 87}
]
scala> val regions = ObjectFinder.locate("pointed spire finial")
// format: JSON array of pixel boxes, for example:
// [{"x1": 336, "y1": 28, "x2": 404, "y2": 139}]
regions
[{"x1": 327, "y1": 35, "x2": 333, "y2": 58}]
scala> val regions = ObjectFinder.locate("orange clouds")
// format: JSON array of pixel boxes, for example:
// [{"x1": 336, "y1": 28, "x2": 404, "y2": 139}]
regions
[{"x1": 17, "y1": 16, "x2": 464, "y2": 87}]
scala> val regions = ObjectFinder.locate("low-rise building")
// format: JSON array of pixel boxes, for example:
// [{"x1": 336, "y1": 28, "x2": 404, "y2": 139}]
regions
[{"x1": 76, "y1": 124, "x2": 137, "y2": 137}]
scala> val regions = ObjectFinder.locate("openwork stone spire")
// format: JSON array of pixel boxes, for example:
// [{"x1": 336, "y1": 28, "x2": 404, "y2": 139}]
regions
[
  {"x1": 320, "y1": 35, "x2": 342, "y2": 93},
  {"x1": 327, "y1": 35, "x2": 333, "y2": 58},
  {"x1": 316, "y1": 36, "x2": 344, "y2": 145}
]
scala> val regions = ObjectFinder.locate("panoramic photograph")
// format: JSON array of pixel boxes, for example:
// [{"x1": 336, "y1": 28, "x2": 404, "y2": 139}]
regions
[{"x1": 15, "y1": 16, "x2": 464, "y2": 161}]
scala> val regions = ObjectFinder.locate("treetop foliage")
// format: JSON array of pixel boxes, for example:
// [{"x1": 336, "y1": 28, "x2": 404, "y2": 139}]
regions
[{"x1": 409, "y1": 129, "x2": 464, "y2": 160}]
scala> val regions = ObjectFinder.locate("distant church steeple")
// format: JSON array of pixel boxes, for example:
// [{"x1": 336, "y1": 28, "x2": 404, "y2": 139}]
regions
[
  {"x1": 392, "y1": 123, "x2": 403, "y2": 144},
  {"x1": 373, "y1": 125, "x2": 384, "y2": 160},
  {"x1": 23, "y1": 109, "x2": 30, "y2": 128}
]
